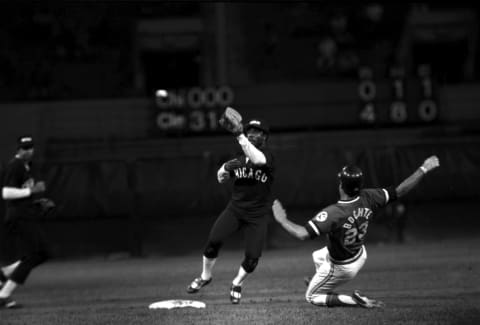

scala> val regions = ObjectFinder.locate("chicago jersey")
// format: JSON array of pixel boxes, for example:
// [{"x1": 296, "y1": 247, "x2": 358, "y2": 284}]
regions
[
  {"x1": 305, "y1": 188, "x2": 393, "y2": 261},
  {"x1": 229, "y1": 149, "x2": 274, "y2": 212}
]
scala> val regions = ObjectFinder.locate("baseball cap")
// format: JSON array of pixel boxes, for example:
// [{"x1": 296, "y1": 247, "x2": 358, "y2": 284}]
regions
[
  {"x1": 17, "y1": 136, "x2": 34, "y2": 149},
  {"x1": 244, "y1": 119, "x2": 269, "y2": 134}
]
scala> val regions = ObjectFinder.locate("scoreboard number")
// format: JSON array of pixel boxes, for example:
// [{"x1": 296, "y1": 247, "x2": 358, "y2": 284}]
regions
[
  {"x1": 390, "y1": 101, "x2": 408, "y2": 123},
  {"x1": 360, "y1": 103, "x2": 376, "y2": 123},
  {"x1": 418, "y1": 100, "x2": 438, "y2": 122},
  {"x1": 358, "y1": 80, "x2": 376, "y2": 102},
  {"x1": 152, "y1": 86, "x2": 233, "y2": 134},
  {"x1": 357, "y1": 65, "x2": 439, "y2": 126}
]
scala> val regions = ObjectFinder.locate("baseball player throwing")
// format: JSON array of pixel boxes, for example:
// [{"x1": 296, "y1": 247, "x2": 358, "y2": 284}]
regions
[
  {"x1": 272, "y1": 155, "x2": 440, "y2": 308},
  {"x1": 187, "y1": 108, "x2": 274, "y2": 304}
]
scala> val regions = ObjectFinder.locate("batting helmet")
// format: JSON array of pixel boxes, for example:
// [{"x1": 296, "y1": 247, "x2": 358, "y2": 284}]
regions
[{"x1": 338, "y1": 165, "x2": 363, "y2": 197}]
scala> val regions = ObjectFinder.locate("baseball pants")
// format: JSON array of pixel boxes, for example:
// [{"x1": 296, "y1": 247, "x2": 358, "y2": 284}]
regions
[
  {"x1": 4, "y1": 218, "x2": 50, "y2": 284},
  {"x1": 203, "y1": 203, "x2": 269, "y2": 261},
  {"x1": 306, "y1": 246, "x2": 367, "y2": 302}
]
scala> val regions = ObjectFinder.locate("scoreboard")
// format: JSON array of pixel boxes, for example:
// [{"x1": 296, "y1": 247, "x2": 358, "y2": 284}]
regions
[
  {"x1": 150, "y1": 86, "x2": 234, "y2": 135},
  {"x1": 149, "y1": 66, "x2": 440, "y2": 137},
  {"x1": 358, "y1": 65, "x2": 439, "y2": 126}
]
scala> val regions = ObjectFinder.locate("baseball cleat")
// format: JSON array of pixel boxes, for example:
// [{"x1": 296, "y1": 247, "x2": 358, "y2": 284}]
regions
[
  {"x1": 352, "y1": 290, "x2": 384, "y2": 308},
  {"x1": 187, "y1": 277, "x2": 212, "y2": 293},
  {"x1": 0, "y1": 297, "x2": 20, "y2": 309},
  {"x1": 230, "y1": 284, "x2": 242, "y2": 304}
]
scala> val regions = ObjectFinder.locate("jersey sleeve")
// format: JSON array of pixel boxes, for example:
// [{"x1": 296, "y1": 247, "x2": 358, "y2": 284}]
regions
[
  {"x1": 362, "y1": 188, "x2": 391, "y2": 209},
  {"x1": 304, "y1": 207, "x2": 336, "y2": 239},
  {"x1": 263, "y1": 150, "x2": 274, "y2": 170}
]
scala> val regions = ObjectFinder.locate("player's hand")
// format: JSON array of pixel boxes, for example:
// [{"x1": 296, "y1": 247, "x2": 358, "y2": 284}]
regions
[
  {"x1": 421, "y1": 155, "x2": 440, "y2": 174},
  {"x1": 30, "y1": 181, "x2": 46, "y2": 194},
  {"x1": 272, "y1": 199, "x2": 288, "y2": 223},
  {"x1": 218, "y1": 172, "x2": 230, "y2": 183},
  {"x1": 224, "y1": 158, "x2": 242, "y2": 172}
]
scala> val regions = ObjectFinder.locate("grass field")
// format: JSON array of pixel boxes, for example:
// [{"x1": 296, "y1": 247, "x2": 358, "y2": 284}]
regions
[{"x1": 1, "y1": 237, "x2": 479, "y2": 325}]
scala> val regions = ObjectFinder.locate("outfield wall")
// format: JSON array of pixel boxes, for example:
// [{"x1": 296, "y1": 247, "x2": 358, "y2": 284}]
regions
[
  {"x1": 1, "y1": 81, "x2": 479, "y2": 258},
  {"x1": 1, "y1": 129, "x2": 478, "y2": 259},
  {"x1": 32, "y1": 129, "x2": 480, "y2": 220}
]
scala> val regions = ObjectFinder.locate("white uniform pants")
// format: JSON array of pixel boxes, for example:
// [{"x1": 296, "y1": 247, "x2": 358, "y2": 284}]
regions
[{"x1": 306, "y1": 246, "x2": 367, "y2": 302}]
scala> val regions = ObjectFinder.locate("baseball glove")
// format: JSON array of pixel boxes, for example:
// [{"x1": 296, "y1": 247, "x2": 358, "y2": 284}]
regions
[
  {"x1": 219, "y1": 107, "x2": 243, "y2": 136},
  {"x1": 34, "y1": 198, "x2": 56, "y2": 217}
]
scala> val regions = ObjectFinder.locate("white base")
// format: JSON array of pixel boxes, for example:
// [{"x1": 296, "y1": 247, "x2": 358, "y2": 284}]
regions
[{"x1": 149, "y1": 299, "x2": 206, "y2": 310}]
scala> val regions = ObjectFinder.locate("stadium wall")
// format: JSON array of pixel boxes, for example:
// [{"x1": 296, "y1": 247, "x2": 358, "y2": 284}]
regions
[
  {"x1": 1, "y1": 129, "x2": 478, "y2": 258},
  {"x1": 1, "y1": 81, "x2": 480, "y2": 162},
  {"x1": 0, "y1": 81, "x2": 479, "y2": 257}
]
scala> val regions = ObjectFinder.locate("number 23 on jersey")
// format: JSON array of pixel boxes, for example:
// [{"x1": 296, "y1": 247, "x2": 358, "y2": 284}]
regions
[{"x1": 342, "y1": 207, "x2": 372, "y2": 246}]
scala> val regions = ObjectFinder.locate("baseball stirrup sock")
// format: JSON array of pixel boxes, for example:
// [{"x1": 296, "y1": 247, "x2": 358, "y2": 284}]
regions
[
  {"x1": 0, "y1": 280, "x2": 18, "y2": 298},
  {"x1": 326, "y1": 293, "x2": 356, "y2": 306},
  {"x1": 310, "y1": 293, "x2": 357, "y2": 307},
  {"x1": 232, "y1": 266, "x2": 249, "y2": 286},
  {"x1": 2, "y1": 261, "x2": 21, "y2": 277},
  {"x1": 201, "y1": 256, "x2": 216, "y2": 280}
]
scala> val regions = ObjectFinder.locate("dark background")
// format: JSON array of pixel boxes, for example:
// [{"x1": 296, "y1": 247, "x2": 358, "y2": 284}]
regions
[{"x1": 0, "y1": 2, "x2": 479, "y2": 259}]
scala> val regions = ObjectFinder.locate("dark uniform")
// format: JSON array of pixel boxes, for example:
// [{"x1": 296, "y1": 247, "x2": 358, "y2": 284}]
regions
[
  {"x1": 2, "y1": 156, "x2": 50, "y2": 285},
  {"x1": 273, "y1": 157, "x2": 438, "y2": 308},
  {"x1": 306, "y1": 188, "x2": 391, "y2": 261},
  {"x1": 303, "y1": 188, "x2": 393, "y2": 298},
  {"x1": 204, "y1": 149, "x2": 274, "y2": 273}
]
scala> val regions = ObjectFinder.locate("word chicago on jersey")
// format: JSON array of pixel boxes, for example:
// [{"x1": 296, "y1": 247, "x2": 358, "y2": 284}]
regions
[{"x1": 232, "y1": 165, "x2": 269, "y2": 183}]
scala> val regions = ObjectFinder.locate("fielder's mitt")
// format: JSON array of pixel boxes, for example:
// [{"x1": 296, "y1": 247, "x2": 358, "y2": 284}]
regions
[
  {"x1": 219, "y1": 107, "x2": 243, "y2": 136},
  {"x1": 34, "y1": 198, "x2": 56, "y2": 217}
]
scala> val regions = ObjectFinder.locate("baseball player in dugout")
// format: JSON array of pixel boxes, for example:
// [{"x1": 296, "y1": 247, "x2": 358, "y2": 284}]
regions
[
  {"x1": 0, "y1": 136, "x2": 53, "y2": 309},
  {"x1": 272, "y1": 155, "x2": 440, "y2": 308},
  {"x1": 187, "y1": 107, "x2": 274, "y2": 304}
]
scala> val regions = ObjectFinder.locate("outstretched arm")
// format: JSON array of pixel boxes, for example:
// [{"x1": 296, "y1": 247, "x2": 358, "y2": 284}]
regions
[
  {"x1": 236, "y1": 134, "x2": 266, "y2": 165},
  {"x1": 396, "y1": 155, "x2": 440, "y2": 198},
  {"x1": 2, "y1": 181, "x2": 46, "y2": 200},
  {"x1": 272, "y1": 200, "x2": 310, "y2": 240}
]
